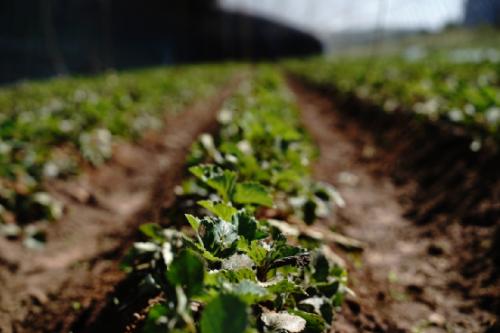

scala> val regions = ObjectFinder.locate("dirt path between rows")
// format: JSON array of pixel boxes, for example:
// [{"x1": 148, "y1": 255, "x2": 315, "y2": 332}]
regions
[
  {"x1": 0, "y1": 77, "x2": 240, "y2": 333},
  {"x1": 289, "y1": 80, "x2": 498, "y2": 333}
]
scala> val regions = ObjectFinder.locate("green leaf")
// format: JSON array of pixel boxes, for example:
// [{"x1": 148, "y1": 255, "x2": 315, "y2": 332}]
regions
[
  {"x1": 199, "y1": 217, "x2": 239, "y2": 257},
  {"x1": 229, "y1": 280, "x2": 273, "y2": 304},
  {"x1": 316, "y1": 281, "x2": 340, "y2": 298},
  {"x1": 189, "y1": 164, "x2": 212, "y2": 179},
  {"x1": 303, "y1": 199, "x2": 317, "y2": 225},
  {"x1": 141, "y1": 303, "x2": 169, "y2": 333},
  {"x1": 192, "y1": 241, "x2": 222, "y2": 263},
  {"x1": 139, "y1": 223, "x2": 164, "y2": 242},
  {"x1": 189, "y1": 164, "x2": 237, "y2": 202},
  {"x1": 185, "y1": 214, "x2": 200, "y2": 231},
  {"x1": 244, "y1": 240, "x2": 268, "y2": 266},
  {"x1": 206, "y1": 268, "x2": 257, "y2": 285},
  {"x1": 223, "y1": 268, "x2": 257, "y2": 282},
  {"x1": 234, "y1": 182, "x2": 273, "y2": 207},
  {"x1": 200, "y1": 294, "x2": 248, "y2": 333},
  {"x1": 268, "y1": 240, "x2": 303, "y2": 262},
  {"x1": 265, "y1": 279, "x2": 306, "y2": 295},
  {"x1": 289, "y1": 309, "x2": 327, "y2": 333},
  {"x1": 166, "y1": 249, "x2": 205, "y2": 297},
  {"x1": 312, "y1": 253, "x2": 330, "y2": 282},
  {"x1": 232, "y1": 210, "x2": 258, "y2": 241},
  {"x1": 198, "y1": 200, "x2": 237, "y2": 221}
]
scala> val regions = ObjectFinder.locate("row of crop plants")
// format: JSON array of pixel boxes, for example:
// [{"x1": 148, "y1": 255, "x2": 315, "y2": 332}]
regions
[
  {"x1": 285, "y1": 50, "x2": 500, "y2": 144},
  {"x1": 122, "y1": 67, "x2": 348, "y2": 333},
  {"x1": 0, "y1": 64, "x2": 239, "y2": 240}
]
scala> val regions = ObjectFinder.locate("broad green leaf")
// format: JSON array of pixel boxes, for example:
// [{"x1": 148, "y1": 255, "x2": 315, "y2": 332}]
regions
[
  {"x1": 185, "y1": 214, "x2": 200, "y2": 231},
  {"x1": 234, "y1": 182, "x2": 273, "y2": 207},
  {"x1": 268, "y1": 240, "x2": 303, "y2": 262},
  {"x1": 166, "y1": 249, "x2": 205, "y2": 297},
  {"x1": 192, "y1": 241, "x2": 222, "y2": 263},
  {"x1": 272, "y1": 169, "x2": 302, "y2": 192},
  {"x1": 244, "y1": 240, "x2": 268, "y2": 266},
  {"x1": 206, "y1": 268, "x2": 257, "y2": 285},
  {"x1": 265, "y1": 279, "x2": 306, "y2": 295},
  {"x1": 289, "y1": 309, "x2": 327, "y2": 333},
  {"x1": 189, "y1": 164, "x2": 211, "y2": 179},
  {"x1": 199, "y1": 217, "x2": 239, "y2": 257},
  {"x1": 189, "y1": 164, "x2": 236, "y2": 202},
  {"x1": 209, "y1": 170, "x2": 237, "y2": 202},
  {"x1": 200, "y1": 294, "x2": 248, "y2": 333},
  {"x1": 229, "y1": 280, "x2": 272, "y2": 304},
  {"x1": 139, "y1": 223, "x2": 164, "y2": 242},
  {"x1": 198, "y1": 200, "x2": 237, "y2": 221},
  {"x1": 232, "y1": 210, "x2": 258, "y2": 240},
  {"x1": 270, "y1": 124, "x2": 302, "y2": 141}
]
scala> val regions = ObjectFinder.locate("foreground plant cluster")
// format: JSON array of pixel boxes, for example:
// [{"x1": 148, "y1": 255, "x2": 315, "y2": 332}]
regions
[
  {"x1": 286, "y1": 49, "x2": 500, "y2": 142},
  {"x1": 0, "y1": 64, "x2": 236, "y2": 239},
  {"x1": 127, "y1": 68, "x2": 347, "y2": 332}
]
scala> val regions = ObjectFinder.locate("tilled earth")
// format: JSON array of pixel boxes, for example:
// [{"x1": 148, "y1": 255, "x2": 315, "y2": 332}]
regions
[{"x1": 290, "y1": 79, "x2": 499, "y2": 333}]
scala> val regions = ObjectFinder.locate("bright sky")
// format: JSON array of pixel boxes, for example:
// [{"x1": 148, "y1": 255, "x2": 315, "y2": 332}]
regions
[{"x1": 219, "y1": 0, "x2": 466, "y2": 34}]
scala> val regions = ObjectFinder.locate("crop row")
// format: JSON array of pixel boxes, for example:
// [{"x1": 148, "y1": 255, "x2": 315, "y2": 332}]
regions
[
  {"x1": 285, "y1": 51, "x2": 500, "y2": 143},
  {"x1": 124, "y1": 67, "x2": 347, "y2": 333},
  {"x1": 0, "y1": 64, "x2": 239, "y2": 238}
]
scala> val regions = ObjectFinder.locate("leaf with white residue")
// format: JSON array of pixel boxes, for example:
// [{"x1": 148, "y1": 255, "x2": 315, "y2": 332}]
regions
[{"x1": 261, "y1": 311, "x2": 306, "y2": 332}]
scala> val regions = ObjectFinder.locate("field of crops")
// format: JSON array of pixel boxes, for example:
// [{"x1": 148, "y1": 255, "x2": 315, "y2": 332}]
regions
[
  {"x1": 0, "y1": 64, "x2": 237, "y2": 243},
  {"x1": 286, "y1": 49, "x2": 500, "y2": 142},
  {"x1": 122, "y1": 68, "x2": 347, "y2": 333},
  {"x1": 1, "y1": 30, "x2": 499, "y2": 333}
]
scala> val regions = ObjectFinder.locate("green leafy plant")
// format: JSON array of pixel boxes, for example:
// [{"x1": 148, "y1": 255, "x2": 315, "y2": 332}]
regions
[
  {"x1": 189, "y1": 164, "x2": 273, "y2": 207},
  {"x1": 181, "y1": 67, "x2": 343, "y2": 227},
  {"x1": 0, "y1": 63, "x2": 240, "y2": 236},
  {"x1": 285, "y1": 48, "x2": 500, "y2": 142},
  {"x1": 131, "y1": 202, "x2": 345, "y2": 333},
  {"x1": 125, "y1": 67, "x2": 347, "y2": 333}
]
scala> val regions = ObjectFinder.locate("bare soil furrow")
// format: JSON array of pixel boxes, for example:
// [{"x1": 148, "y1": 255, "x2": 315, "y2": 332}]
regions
[{"x1": 289, "y1": 79, "x2": 499, "y2": 333}]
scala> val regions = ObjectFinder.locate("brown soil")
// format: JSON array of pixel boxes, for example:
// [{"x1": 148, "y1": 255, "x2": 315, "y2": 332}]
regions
[
  {"x1": 289, "y1": 79, "x2": 499, "y2": 333},
  {"x1": 0, "y1": 79, "x2": 239, "y2": 333}
]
